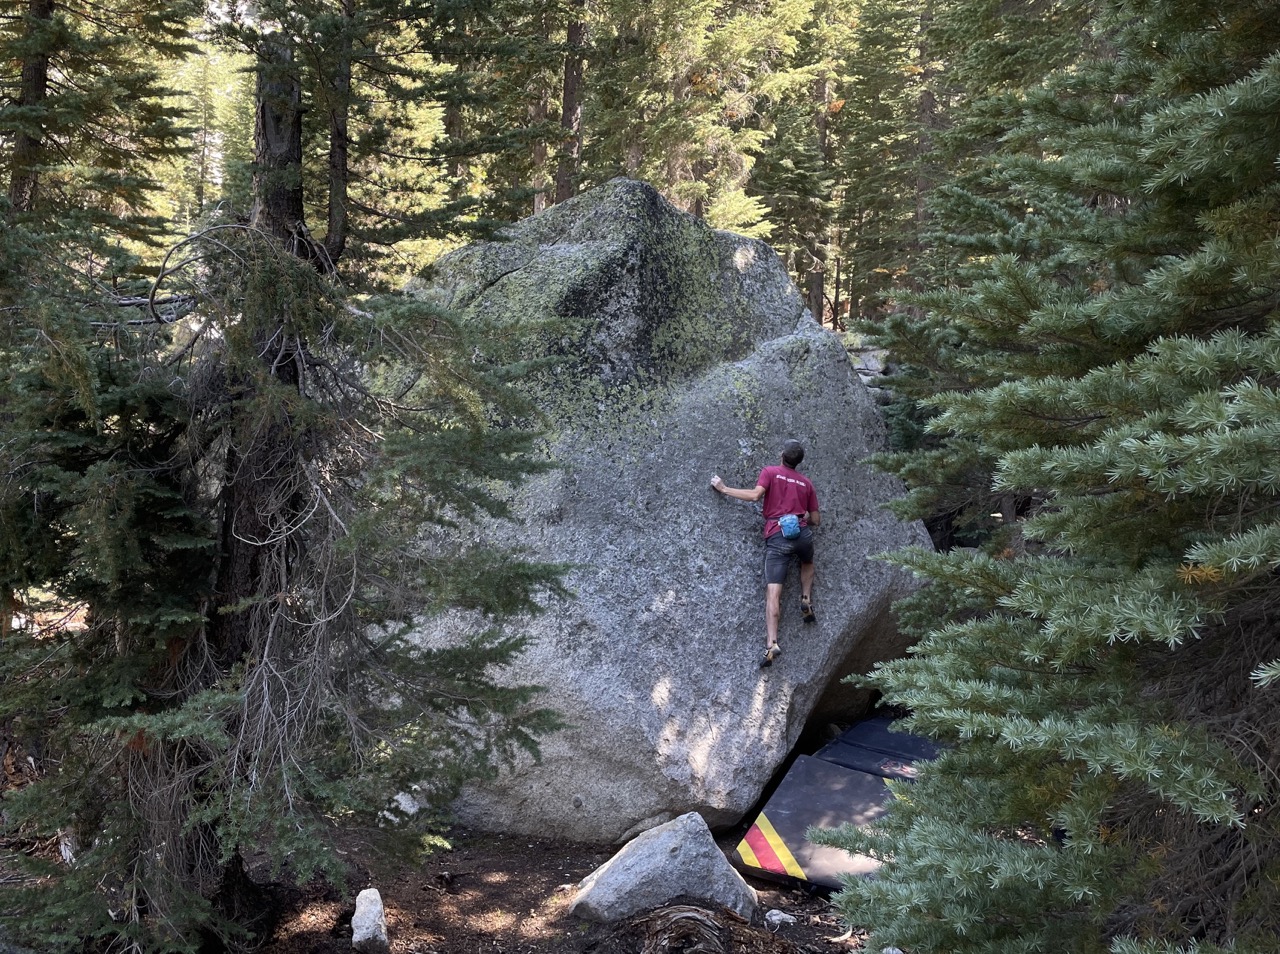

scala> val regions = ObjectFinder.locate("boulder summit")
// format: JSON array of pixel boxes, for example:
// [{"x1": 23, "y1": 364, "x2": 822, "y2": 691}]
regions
[{"x1": 415, "y1": 178, "x2": 930, "y2": 842}]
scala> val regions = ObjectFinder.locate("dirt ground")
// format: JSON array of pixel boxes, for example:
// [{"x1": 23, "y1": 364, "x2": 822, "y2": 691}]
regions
[{"x1": 256, "y1": 826, "x2": 867, "y2": 954}]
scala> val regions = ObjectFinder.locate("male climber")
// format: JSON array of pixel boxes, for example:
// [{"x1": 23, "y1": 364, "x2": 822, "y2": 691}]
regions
[{"x1": 710, "y1": 439, "x2": 820, "y2": 667}]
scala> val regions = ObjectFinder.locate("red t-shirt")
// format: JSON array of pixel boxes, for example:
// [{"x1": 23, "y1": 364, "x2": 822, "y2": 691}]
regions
[{"x1": 756, "y1": 465, "x2": 819, "y2": 539}]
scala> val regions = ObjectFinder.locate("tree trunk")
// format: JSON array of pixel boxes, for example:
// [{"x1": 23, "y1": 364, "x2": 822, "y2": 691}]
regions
[
  {"x1": 813, "y1": 74, "x2": 831, "y2": 163},
  {"x1": 914, "y1": 3, "x2": 938, "y2": 244},
  {"x1": 554, "y1": 7, "x2": 586, "y2": 205},
  {"x1": 323, "y1": 0, "x2": 354, "y2": 268},
  {"x1": 444, "y1": 80, "x2": 467, "y2": 199},
  {"x1": 192, "y1": 56, "x2": 212, "y2": 218},
  {"x1": 215, "y1": 32, "x2": 311, "y2": 664},
  {"x1": 691, "y1": 159, "x2": 711, "y2": 219},
  {"x1": 805, "y1": 264, "x2": 825, "y2": 324},
  {"x1": 6, "y1": 0, "x2": 54, "y2": 215},
  {"x1": 531, "y1": 95, "x2": 550, "y2": 214},
  {"x1": 832, "y1": 255, "x2": 843, "y2": 331},
  {"x1": 249, "y1": 35, "x2": 305, "y2": 245},
  {"x1": 0, "y1": 587, "x2": 15, "y2": 641},
  {"x1": 807, "y1": 70, "x2": 832, "y2": 323}
]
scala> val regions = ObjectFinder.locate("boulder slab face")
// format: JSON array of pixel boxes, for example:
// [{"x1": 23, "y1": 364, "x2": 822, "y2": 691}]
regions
[
  {"x1": 417, "y1": 178, "x2": 930, "y2": 843},
  {"x1": 570, "y1": 812, "x2": 758, "y2": 922}
]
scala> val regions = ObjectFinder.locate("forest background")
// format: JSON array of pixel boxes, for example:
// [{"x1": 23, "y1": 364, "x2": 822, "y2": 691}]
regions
[{"x1": 2, "y1": 1, "x2": 1279, "y2": 953}]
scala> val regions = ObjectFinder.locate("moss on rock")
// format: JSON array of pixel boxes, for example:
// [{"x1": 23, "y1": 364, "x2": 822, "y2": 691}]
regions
[{"x1": 416, "y1": 179, "x2": 803, "y2": 439}]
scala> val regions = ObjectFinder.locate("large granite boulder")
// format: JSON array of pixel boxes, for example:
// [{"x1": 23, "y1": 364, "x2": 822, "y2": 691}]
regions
[{"x1": 415, "y1": 178, "x2": 930, "y2": 843}]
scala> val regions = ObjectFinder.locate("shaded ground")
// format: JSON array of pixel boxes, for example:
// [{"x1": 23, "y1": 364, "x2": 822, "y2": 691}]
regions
[
  {"x1": 257, "y1": 827, "x2": 865, "y2": 954},
  {"x1": 5, "y1": 740, "x2": 865, "y2": 953}
]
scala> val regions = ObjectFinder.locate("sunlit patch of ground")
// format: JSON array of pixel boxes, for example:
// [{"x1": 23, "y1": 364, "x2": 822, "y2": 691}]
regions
[{"x1": 250, "y1": 828, "x2": 855, "y2": 954}]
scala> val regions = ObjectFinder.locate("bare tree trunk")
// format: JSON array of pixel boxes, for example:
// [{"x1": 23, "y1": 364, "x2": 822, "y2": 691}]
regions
[
  {"x1": 805, "y1": 265, "x2": 825, "y2": 324},
  {"x1": 6, "y1": 0, "x2": 54, "y2": 215},
  {"x1": 0, "y1": 588, "x2": 15, "y2": 641},
  {"x1": 249, "y1": 35, "x2": 305, "y2": 245},
  {"x1": 805, "y1": 72, "x2": 832, "y2": 323},
  {"x1": 691, "y1": 159, "x2": 710, "y2": 219},
  {"x1": 554, "y1": 7, "x2": 586, "y2": 205},
  {"x1": 323, "y1": 0, "x2": 354, "y2": 267},
  {"x1": 813, "y1": 75, "x2": 831, "y2": 162},
  {"x1": 443, "y1": 72, "x2": 468, "y2": 200},
  {"x1": 914, "y1": 2, "x2": 938, "y2": 245},
  {"x1": 531, "y1": 95, "x2": 550, "y2": 214},
  {"x1": 624, "y1": 140, "x2": 643, "y2": 176},
  {"x1": 192, "y1": 56, "x2": 213, "y2": 218},
  {"x1": 832, "y1": 254, "x2": 842, "y2": 331}
]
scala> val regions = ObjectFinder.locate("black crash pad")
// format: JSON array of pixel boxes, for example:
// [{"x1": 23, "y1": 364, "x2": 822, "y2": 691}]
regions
[
  {"x1": 817, "y1": 715, "x2": 940, "y2": 764},
  {"x1": 814, "y1": 739, "x2": 924, "y2": 780},
  {"x1": 732, "y1": 755, "x2": 893, "y2": 888},
  {"x1": 733, "y1": 715, "x2": 939, "y2": 889}
]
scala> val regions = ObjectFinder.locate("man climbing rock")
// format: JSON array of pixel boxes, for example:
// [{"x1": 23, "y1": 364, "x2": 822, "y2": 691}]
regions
[{"x1": 710, "y1": 439, "x2": 820, "y2": 667}]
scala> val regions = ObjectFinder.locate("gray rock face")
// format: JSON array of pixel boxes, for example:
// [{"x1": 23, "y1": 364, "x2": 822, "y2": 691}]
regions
[
  {"x1": 351, "y1": 888, "x2": 389, "y2": 954},
  {"x1": 569, "y1": 812, "x2": 757, "y2": 922},
  {"x1": 416, "y1": 178, "x2": 930, "y2": 842}
]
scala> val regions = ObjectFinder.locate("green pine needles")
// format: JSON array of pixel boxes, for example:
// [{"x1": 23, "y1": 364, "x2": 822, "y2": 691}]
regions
[
  {"x1": 0, "y1": 219, "x2": 566, "y2": 951},
  {"x1": 1, "y1": 4, "x2": 574, "y2": 946},
  {"x1": 832, "y1": 1, "x2": 1280, "y2": 951}
]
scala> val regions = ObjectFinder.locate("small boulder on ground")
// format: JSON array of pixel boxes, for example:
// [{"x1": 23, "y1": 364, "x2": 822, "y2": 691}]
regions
[
  {"x1": 351, "y1": 887, "x2": 389, "y2": 954},
  {"x1": 569, "y1": 811, "x2": 758, "y2": 923},
  {"x1": 765, "y1": 910, "x2": 797, "y2": 930}
]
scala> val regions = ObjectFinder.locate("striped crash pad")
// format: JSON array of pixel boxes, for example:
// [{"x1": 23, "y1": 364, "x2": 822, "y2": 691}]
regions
[{"x1": 732, "y1": 718, "x2": 937, "y2": 888}]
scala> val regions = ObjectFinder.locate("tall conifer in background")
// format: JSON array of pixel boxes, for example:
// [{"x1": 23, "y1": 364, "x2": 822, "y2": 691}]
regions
[
  {"x1": 748, "y1": 0, "x2": 943, "y2": 327},
  {"x1": 856, "y1": 0, "x2": 1094, "y2": 539},
  {"x1": 157, "y1": 39, "x2": 256, "y2": 230},
  {"x1": 0, "y1": 0, "x2": 194, "y2": 234},
  {"x1": 825, "y1": 0, "x2": 927, "y2": 323},
  {"x1": 748, "y1": 0, "x2": 848, "y2": 320},
  {"x1": 821, "y1": 1, "x2": 1280, "y2": 951},
  {"x1": 583, "y1": 0, "x2": 811, "y2": 230},
  {"x1": 1, "y1": 0, "x2": 196, "y2": 649}
]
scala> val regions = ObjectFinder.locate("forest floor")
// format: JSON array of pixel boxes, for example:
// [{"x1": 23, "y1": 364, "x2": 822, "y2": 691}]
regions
[{"x1": 254, "y1": 825, "x2": 867, "y2": 954}]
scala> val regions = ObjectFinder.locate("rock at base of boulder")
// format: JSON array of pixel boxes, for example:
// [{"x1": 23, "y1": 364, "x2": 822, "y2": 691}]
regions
[
  {"x1": 569, "y1": 812, "x2": 758, "y2": 923},
  {"x1": 352, "y1": 887, "x2": 389, "y2": 954}
]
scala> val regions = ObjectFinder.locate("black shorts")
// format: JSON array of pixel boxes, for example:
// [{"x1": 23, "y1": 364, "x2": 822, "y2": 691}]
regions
[{"x1": 763, "y1": 528, "x2": 814, "y2": 585}]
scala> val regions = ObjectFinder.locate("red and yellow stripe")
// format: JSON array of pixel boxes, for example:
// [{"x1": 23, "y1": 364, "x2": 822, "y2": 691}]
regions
[{"x1": 735, "y1": 812, "x2": 807, "y2": 880}]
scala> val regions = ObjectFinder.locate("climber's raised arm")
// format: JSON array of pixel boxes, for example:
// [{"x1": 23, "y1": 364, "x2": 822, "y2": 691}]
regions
[{"x1": 709, "y1": 475, "x2": 766, "y2": 502}]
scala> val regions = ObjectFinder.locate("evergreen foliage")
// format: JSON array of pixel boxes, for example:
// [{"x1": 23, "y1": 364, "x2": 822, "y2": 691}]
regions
[
  {"x1": 825, "y1": 2, "x2": 1280, "y2": 951},
  {"x1": 156, "y1": 39, "x2": 256, "y2": 230},
  {"x1": 0, "y1": 0, "x2": 195, "y2": 235},
  {"x1": 2, "y1": 224, "x2": 565, "y2": 951},
  {"x1": 14, "y1": 0, "x2": 1280, "y2": 949},
  {"x1": 582, "y1": 0, "x2": 811, "y2": 223},
  {"x1": 1, "y1": 3, "x2": 568, "y2": 949}
]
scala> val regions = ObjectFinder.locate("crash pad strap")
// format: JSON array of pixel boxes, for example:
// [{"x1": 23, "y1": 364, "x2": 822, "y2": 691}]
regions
[{"x1": 737, "y1": 812, "x2": 807, "y2": 881}]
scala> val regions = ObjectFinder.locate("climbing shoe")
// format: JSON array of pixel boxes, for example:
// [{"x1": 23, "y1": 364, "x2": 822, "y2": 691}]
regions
[
  {"x1": 801, "y1": 596, "x2": 816, "y2": 624},
  {"x1": 760, "y1": 644, "x2": 781, "y2": 668}
]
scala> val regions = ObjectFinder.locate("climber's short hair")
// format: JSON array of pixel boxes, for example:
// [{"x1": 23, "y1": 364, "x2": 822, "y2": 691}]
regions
[{"x1": 782, "y1": 439, "x2": 805, "y2": 467}]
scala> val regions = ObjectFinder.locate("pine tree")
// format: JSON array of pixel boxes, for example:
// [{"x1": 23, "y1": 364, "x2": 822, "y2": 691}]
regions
[
  {"x1": 0, "y1": 0, "x2": 194, "y2": 235},
  {"x1": 747, "y1": 0, "x2": 847, "y2": 318},
  {"x1": 582, "y1": 0, "x2": 811, "y2": 225},
  {"x1": 826, "y1": 0, "x2": 927, "y2": 324},
  {"x1": 1, "y1": 3, "x2": 568, "y2": 949},
  {"x1": 153, "y1": 37, "x2": 256, "y2": 231},
  {"x1": 821, "y1": 2, "x2": 1280, "y2": 951},
  {"x1": 860, "y1": 0, "x2": 1095, "y2": 543}
]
